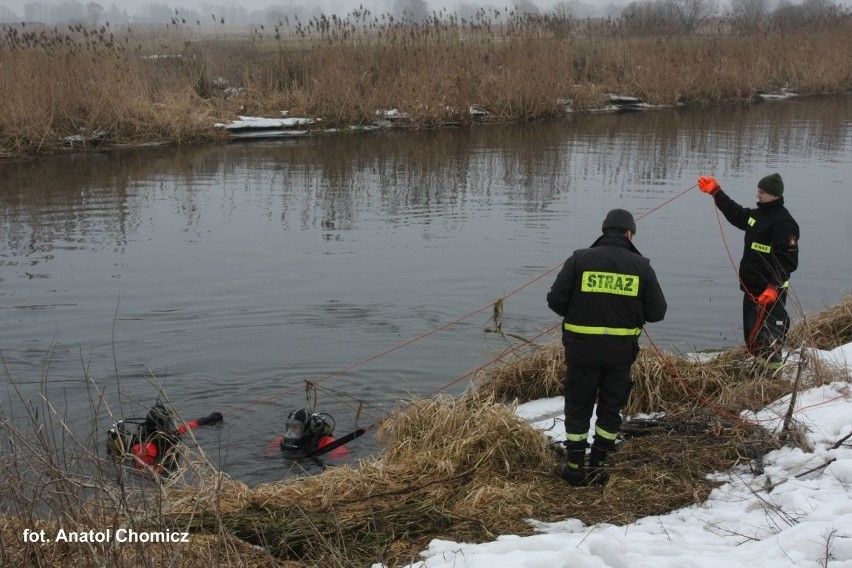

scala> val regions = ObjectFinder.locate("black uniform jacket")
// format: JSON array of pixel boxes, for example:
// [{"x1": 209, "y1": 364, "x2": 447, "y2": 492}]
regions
[
  {"x1": 547, "y1": 233, "x2": 667, "y2": 352},
  {"x1": 713, "y1": 190, "x2": 799, "y2": 295}
]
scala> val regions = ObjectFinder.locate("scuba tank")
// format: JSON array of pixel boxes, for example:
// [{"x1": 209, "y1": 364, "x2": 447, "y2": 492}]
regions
[
  {"x1": 106, "y1": 419, "x2": 135, "y2": 455},
  {"x1": 139, "y1": 403, "x2": 180, "y2": 474},
  {"x1": 280, "y1": 409, "x2": 336, "y2": 456},
  {"x1": 105, "y1": 402, "x2": 181, "y2": 476}
]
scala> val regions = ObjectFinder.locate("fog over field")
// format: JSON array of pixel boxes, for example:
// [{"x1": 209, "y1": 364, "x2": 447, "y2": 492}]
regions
[
  {"x1": 0, "y1": 0, "x2": 577, "y2": 11},
  {"x1": 0, "y1": 0, "x2": 630, "y2": 25},
  {"x1": 0, "y1": 0, "x2": 849, "y2": 28},
  {"x1": 1, "y1": 1, "x2": 572, "y2": 16}
]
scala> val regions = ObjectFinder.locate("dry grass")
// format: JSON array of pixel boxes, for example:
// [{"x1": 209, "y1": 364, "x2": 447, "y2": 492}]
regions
[
  {"x1": 789, "y1": 293, "x2": 852, "y2": 350},
  {"x1": 0, "y1": 386, "x2": 777, "y2": 567},
  {"x1": 0, "y1": 381, "x2": 275, "y2": 567},
  {"x1": 0, "y1": 26, "x2": 224, "y2": 156},
  {"x1": 1, "y1": 13, "x2": 851, "y2": 157},
  {"x1": 163, "y1": 396, "x2": 557, "y2": 565},
  {"x1": 473, "y1": 340, "x2": 565, "y2": 403},
  {"x1": 3, "y1": 298, "x2": 851, "y2": 566},
  {"x1": 472, "y1": 338, "x2": 798, "y2": 415},
  {"x1": 0, "y1": 515, "x2": 272, "y2": 568},
  {"x1": 626, "y1": 346, "x2": 800, "y2": 416},
  {"x1": 160, "y1": 395, "x2": 772, "y2": 567},
  {"x1": 475, "y1": 294, "x2": 852, "y2": 416}
]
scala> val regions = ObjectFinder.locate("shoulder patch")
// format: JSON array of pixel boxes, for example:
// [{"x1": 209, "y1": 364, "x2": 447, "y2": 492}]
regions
[{"x1": 788, "y1": 235, "x2": 798, "y2": 247}]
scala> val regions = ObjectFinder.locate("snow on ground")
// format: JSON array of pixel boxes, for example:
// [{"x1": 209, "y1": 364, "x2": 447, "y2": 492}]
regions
[{"x1": 376, "y1": 343, "x2": 852, "y2": 568}]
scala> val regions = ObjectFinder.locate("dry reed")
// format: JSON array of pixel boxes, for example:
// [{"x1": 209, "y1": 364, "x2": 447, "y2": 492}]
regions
[
  {"x1": 3, "y1": 296, "x2": 852, "y2": 566},
  {"x1": 789, "y1": 293, "x2": 852, "y2": 350},
  {"x1": 160, "y1": 394, "x2": 772, "y2": 567},
  {"x1": 1, "y1": 12, "x2": 851, "y2": 157},
  {"x1": 140, "y1": 296, "x2": 852, "y2": 565},
  {"x1": 474, "y1": 302, "x2": 849, "y2": 419}
]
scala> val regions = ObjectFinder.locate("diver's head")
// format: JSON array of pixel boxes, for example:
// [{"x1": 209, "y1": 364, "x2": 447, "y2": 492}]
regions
[
  {"x1": 283, "y1": 409, "x2": 317, "y2": 444},
  {"x1": 282, "y1": 409, "x2": 327, "y2": 452},
  {"x1": 143, "y1": 403, "x2": 178, "y2": 439}
]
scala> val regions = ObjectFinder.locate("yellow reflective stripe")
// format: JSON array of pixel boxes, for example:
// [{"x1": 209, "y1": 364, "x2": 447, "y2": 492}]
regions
[
  {"x1": 564, "y1": 323, "x2": 641, "y2": 336},
  {"x1": 566, "y1": 433, "x2": 587, "y2": 442},
  {"x1": 580, "y1": 271, "x2": 639, "y2": 297},
  {"x1": 751, "y1": 242, "x2": 771, "y2": 253},
  {"x1": 781, "y1": 280, "x2": 789, "y2": 289},
  {"x1": 748, "y1": 217, "x2": 756, "y2": 227},
  {"x1": 595, "y1": 425, "x2": 618, "y2": 441}
]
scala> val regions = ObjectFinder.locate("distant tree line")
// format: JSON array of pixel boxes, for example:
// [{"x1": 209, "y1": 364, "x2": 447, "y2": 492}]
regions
[
  {"x1": 621, "y1": 0, "x2": 846, "y2": 33},
  {"x1": 0, "y1": 0, "x2": 846, "y2": 32}
]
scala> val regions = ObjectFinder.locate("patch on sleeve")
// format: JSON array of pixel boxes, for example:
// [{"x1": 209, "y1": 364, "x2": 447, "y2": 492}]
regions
[{"x1": 788, "y1": 235, "x2": 798, "y2": 247}]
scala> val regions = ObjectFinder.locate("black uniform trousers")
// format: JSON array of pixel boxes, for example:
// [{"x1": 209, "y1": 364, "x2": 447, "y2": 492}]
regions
[
  {"x1": 562, "y1": 334, "x2": 636, "y2": 438},
  {"x1": 742, "y1": 289, "x2": 790, "y2": 360}
]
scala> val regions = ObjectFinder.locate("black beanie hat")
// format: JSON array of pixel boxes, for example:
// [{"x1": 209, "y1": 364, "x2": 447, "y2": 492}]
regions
[
  {"x1": 601, "y1": 209, "x2": 636, "y2": 234},
  {"x1": 758, "y1": 173, "x2": 784, "y2": 197}
]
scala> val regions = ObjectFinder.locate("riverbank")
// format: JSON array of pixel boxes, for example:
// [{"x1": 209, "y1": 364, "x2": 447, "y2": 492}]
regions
[
  {"x1": 2, "y1": 296, "x2": 851, "y2": 567},
  {"x1": 1, "y1": 12, "x2": 850, "y2": 159}
]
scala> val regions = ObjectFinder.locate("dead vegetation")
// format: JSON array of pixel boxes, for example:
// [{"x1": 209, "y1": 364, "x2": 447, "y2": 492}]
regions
[
  {"x1": 1, "y1": 11, "x2": 851, "y2": 157},
  {"x1": 2, "y1": 296, "x2": 851, "y2": 566},
  {"x1": 156, "y1": 396, "x2": 775, "y2": 567},
  {"x1": 475, "y1": 340, "x2": 802, "y2": 415},
  {"x1": 789, "y1": 293, "x2": 852, "y2": 350}
]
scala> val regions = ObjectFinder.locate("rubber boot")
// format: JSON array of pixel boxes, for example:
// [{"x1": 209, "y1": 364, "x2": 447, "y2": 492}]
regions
[
  {"x1": 587, "y1": 436, "x2": 616, "y2": 485},
  {"x1": 559, "y1": 440, "x2": 588, "y2": 486}
]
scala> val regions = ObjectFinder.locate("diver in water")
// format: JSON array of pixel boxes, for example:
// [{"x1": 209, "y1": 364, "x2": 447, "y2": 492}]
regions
[
  {"x1": 277, "y1": 408, "x2": 350, "y2": 459},
  {"x1": 107, "y1": 402, "x2": 223, "y2": 476}
]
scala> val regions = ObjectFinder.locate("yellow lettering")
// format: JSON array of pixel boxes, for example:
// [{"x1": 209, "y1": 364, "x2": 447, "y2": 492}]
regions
[{"x1": 580, "y1": 271, "x2": 640, "y2": 297}]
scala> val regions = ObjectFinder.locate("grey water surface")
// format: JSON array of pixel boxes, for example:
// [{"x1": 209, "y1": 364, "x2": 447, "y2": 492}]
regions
[{"x1": 1, "y1": 95, "x2": 850, "y2": 484}]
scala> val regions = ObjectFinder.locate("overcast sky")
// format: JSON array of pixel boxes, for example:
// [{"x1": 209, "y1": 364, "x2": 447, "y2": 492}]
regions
[
  {"x1": 0, "y1": 0, "x2": 536, "y2": 16},
  {"x1": 1, "y1": 0, "x2": 849, "y2": 23},
  {"x1": 0, "y1": 0, "x2": 620, "y2": 20}
]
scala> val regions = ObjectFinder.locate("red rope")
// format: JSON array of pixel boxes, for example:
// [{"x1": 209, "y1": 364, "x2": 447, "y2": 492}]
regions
[
  {"x1": 631, "y1": 194, "x2": 778, "y2": 426},
  {"x1": 635, "y1": 183, "x2": 697, "y2": 222},
  {"x1": 645, "y1": 328, "x2": 850, "y2": 428},
  {"x1": 710, "y1": 200, "x2": 767, "y2": 354},
  {"x1": 223, "y1": 271, "x2": 562, "y2": 416},
  {"x1": 644, "y1": 329, "x2": 754, "y2": 425},
  {"x1": 220, "y1": 182, "x2": 700, "y2": 417},
  {"x1": 638, "y1": 193, "x2": 809, "y2": 426},
  {"x1": 746, "y1": 305, "x2": 768, "y2": 355},
  {"x1": 426, "y1": 323, "x2": 561, "y2": 396},
  {"x1": 791, "y1": 392, "x2": 851, "y2": 414}
]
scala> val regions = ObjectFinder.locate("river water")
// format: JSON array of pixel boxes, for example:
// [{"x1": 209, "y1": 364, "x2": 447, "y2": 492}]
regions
[{"x1": 1, "y1": 95, "x2": 850, "y2": 484}]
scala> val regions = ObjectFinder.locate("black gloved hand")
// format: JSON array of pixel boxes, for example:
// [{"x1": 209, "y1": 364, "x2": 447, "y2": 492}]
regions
[{"x1": 197, "y1": 412, "x2": 223, "y2": 426}]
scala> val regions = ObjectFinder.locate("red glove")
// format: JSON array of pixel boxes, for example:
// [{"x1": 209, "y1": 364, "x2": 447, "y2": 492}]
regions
[
  {"x1": 698, "y1": 176, "x2": 720, "y2": 195},
  {"x1": 756, "y1": 285, "x2": 779, "y2": 306}
]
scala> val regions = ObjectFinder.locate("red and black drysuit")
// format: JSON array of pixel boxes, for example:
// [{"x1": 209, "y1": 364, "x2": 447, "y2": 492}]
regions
[
  {"x1": 712, "y1": 190, "x2": 799, "y2": 360},
  {"x1": 131, "y1": 412, "x2": 222, "y2": 475},
  {"x1": 547, "y1": 232, "x2": 667, "y2": 482}
]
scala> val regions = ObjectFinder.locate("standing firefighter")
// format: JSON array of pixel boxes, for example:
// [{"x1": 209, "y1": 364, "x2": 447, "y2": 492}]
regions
[
  {"x1": 547, "y1": 209, "x2": 667, "y2": 486},
  {"x1": 698, "y1": 173, "x2": 800, "y2": 368}
]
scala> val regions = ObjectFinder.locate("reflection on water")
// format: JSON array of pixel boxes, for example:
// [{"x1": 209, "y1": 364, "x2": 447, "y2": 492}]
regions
[{"x1": 1, "y1": 95, "x2": 851, "y2": 484}]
